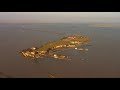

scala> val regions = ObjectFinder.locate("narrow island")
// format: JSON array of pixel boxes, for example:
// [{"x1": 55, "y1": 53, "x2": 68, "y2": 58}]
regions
[{"x1": 20, "y1": 34, "x2": 90, "y2": 60}]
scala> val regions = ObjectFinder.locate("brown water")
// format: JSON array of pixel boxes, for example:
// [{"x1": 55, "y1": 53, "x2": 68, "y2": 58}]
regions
[{"x1": 0, "y1": 23, "x2": 120, "y2": 78}]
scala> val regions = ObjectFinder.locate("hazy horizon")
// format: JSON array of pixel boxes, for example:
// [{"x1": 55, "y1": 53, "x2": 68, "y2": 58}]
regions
[{"x1": 0, "y1": 12, "x2": 120, "y2": 23}]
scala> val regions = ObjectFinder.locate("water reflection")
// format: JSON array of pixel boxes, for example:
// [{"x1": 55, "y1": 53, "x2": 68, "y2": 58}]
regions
[
  {"x1": 0, "y1": 72, "x2": 13, "y2": 78},
  {"x1": 48, "y1": 73, "x2": 63, "y2": 78}
]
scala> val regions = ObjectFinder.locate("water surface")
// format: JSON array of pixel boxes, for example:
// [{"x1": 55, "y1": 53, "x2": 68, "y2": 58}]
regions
[{"x1": 0, "y1": 23, "x2": 120, "y2": 78}]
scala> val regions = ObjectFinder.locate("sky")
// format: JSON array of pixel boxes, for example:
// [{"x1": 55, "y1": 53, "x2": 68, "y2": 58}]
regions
[{"x1": 0, "y1": 12, "x2": 120, "y2": 23}]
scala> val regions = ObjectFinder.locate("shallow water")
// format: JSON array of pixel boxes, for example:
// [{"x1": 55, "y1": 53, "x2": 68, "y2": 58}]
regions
[{"x1": 0, "y1": 23, "x2": 120, "y2": 78}]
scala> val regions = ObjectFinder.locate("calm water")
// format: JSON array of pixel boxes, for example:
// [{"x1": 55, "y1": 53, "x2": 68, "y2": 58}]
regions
[{"x1": 0, "y1": 23, "x2": 120, "y2": 78}]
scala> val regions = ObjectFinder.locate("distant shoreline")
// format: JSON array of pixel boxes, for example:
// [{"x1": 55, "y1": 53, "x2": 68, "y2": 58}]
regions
[{"x1": 0, "y1": 22, "x2": 120, "y2": 24}]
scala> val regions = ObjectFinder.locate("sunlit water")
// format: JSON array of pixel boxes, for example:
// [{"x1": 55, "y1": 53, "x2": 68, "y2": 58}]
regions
[{"x1": 0, "y1": 23, "x2": 120, "y2": 78}]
